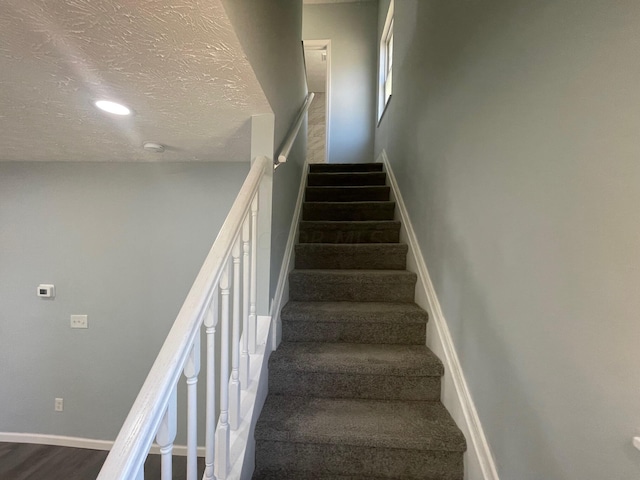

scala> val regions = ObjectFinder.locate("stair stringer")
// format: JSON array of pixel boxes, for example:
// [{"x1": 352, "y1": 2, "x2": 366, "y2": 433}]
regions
[
  {"x1": 269, "y1": 160, "x2": 310, "y2": 351},
  {"x1": 377, "y1": 150, "x2": 500, "y2": 480}
]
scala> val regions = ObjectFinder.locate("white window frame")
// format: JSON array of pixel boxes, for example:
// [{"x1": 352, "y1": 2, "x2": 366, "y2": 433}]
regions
[{"x1": 378, "y1": 0, "x2": 394, "y2": 121}]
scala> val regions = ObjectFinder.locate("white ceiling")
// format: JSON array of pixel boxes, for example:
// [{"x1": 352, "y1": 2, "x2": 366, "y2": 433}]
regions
[{"x1": 0, "y1": 0, "x2": 270, "y2": 162}]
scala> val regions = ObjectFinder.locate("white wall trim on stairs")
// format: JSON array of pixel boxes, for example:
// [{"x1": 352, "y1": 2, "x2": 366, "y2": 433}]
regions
[
  {"x1": 269, "y1": 160, "x2": 310, "y2": 351},
  {"x1": 0, "y1": 432, "x2": 206, "y2": 457},
  {"x1": 377, "y1": 149, "x2": 500, "y2": 480}
]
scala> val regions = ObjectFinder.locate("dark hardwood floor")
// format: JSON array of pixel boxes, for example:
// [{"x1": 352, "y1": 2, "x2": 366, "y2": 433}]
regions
[{"x1": 0, "y1": 442, "x2": 205, "y2": 480}]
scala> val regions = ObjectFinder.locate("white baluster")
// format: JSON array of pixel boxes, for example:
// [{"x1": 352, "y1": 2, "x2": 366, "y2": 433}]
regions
[
  {"x1": 215, "y1": 262, "x2": 230, "y2": 479},
  {"x1": 229, "y1": 237, "x2": 241, "y2": 430},
  {"x1": 156, "y1": 386, "x2": 177, "y2": 480},
  {"x1": 183, "y1": 336, "x2": 200, "y2": 480},
  {"x1": 204, "y1": 297, "x2": 218, "y2": 480},
  {"x1": 241, "y1": 215, "x2": 250, "y2": 388},
  {"x1": 249, "y1": 195, "x2": 258, "y2": 354}
]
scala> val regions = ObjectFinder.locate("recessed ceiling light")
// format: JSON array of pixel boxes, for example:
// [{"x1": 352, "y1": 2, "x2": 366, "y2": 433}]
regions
[{"x1": 95, "y1": 100, "x2": 131, "y2": 116}]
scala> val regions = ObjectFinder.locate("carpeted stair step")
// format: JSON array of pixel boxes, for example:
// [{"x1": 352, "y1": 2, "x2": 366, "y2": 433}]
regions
[
  {"x1": 254, "y1": 395, "x2": 466, "y2": 479},
  {"x1": 281, "y1": 301, "x2": 427, "y2": 345},
  {"x1": 254, "y1": 472, "x2": 422, "y2": 480},
  {"x1": 289, "y1": 270, "x2": 417, "y2": 302},
  {"x1": 299, "y1": 220, "x2": 401, "y2": 244},
  {"x1": 295, "y1": 244, "x2": 407, "y2": 270},
  {"x1": 253, "y1": 472, "x2": 397, "y2": 480},
  {"x1": 309, "y1": 163, "x2": 383, "y2": 173},
  {"x1": 307, "y1": 172, "x2": 387, "y2": 186},
  {"x1": 303, "y1": 201, "x2": 395, "y2": 221},
  {"x1": 305, "y1": 185, "x2": 390, "y2": 202},
  {"x1": 269, "y1": 342, "x2": 443, "y2": 401}
]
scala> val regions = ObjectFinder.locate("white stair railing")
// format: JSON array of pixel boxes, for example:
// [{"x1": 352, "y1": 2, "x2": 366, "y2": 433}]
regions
[
  {"x1": 97, "y1": 155, "x2": 271, "y2": 480},
  {"x1": 277, "y1": 92, "x2": 315, "y2": 165}
]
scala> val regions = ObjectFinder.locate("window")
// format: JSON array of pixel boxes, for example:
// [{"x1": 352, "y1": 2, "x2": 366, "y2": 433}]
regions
[
  {"x1": 383, "y1": 19, "x2": 393, "y2": 105},
  {"x1": 378, "y1": 0, "x2": 394, "y2": 121}
]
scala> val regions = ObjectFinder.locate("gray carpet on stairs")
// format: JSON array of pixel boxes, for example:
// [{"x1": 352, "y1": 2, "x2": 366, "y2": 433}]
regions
[
  {"x1": 299, "y1": 220, "x2": 401, "y2": 244},
  {"x1": 307, "y1": 171, "x2": 387, "y2": 186},
  {"x1": 253, "y1": 163, "x2": 466, "y2": 480},
  {"x1": 281, "y1": 301, "x2": 427, "y2": 345},
  {"x1": 305, "y1": 185, "x2": 391, "y2": 202},
  {"x1": 295, "y1": 243, "x2": 408, "y2": 270}
]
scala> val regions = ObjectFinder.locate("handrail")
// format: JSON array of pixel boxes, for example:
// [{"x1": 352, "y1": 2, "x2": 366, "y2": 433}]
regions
[
  {"x1": 277, "y1": 92, "x2": 315, "y2": 165},
  {"x1": 97, "y1": 155, "x2": 271, "y2": 480}
]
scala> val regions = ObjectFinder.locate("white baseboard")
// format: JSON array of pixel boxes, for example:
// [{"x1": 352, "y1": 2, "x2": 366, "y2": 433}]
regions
[
  {"x1": 378, "y1": 150, "x2": 499, "y2": 480},
  {"x1": 0, "y1": 432, "x2": 206, "y2": 457},
  {"x1": 269, "y1": 160, "x2": 309, "y2": 351}
]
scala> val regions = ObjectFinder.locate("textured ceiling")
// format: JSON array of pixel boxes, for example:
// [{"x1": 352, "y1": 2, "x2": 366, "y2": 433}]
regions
[{"x1": 0, "y1": 0, "x2": 270, "y2": 162}]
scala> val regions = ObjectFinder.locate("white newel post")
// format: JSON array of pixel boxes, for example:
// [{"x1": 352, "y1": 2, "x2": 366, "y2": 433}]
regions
[
  {"x1": 241, "y1": 215, "x2": 250, "y2": 387},
  {"x1": 215, "y1": 262, "x2": 231, "y2": 479},
  {"x1": 229, "y1": 237, "x2": 241, "y2": 430},
  {"x1": 183, "y1": 336, "x2": 200, "y2": 480},
  {"x1": 256, "y1": 160, "x2": 273, "y2": 320},
  {"x1": 156, "y1": 386, "x2": 177, "y2": 480},
  {"x1": 204, "y1": 297, "x2": 218, "y2": 480}
]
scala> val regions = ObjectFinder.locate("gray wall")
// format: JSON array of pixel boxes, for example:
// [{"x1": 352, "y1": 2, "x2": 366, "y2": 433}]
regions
[
  {"x1": 0, "y1": 162, "x2": 248, "y2": 440},
  {"x1": 375, "y1": 1, "x2": 640, "y2": 478},
  {"x1": 304, "y1": 2, "x2": 378, "y2": 164},
  {"x1": 222, "y1": 0, "x2": 308, "y2": 302}
]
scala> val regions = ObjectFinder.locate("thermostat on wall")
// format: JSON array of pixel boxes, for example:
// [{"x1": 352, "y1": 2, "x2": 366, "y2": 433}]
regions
[{"x1": 37, "y1": 284, "x2": 55, "y2": 298}]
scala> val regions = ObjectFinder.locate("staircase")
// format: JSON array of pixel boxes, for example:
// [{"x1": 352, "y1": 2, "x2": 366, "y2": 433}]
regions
[{"x1": 253, "y1": 163, "x2": 466, "y2": 479}]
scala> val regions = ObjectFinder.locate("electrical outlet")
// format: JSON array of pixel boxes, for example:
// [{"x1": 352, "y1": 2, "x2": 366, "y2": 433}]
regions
[
  {"x1": 70, "y1": 315, "x2": 88, "y2": 329},
  {"x1": 54, "y1": 398, "x2": 63, "y2": 412}
]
